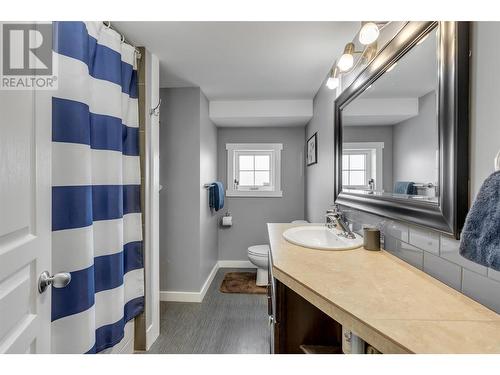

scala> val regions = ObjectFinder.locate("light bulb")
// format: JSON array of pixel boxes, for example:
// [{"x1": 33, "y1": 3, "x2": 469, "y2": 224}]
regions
[
  {"x1": 337, "y1": 53, "x2": 354, "y2": 72},
  {"x1": 326, "y1": 76, "x2": 339, "y2": 90},
  {"x1": 359, "y1": 22, "x2": 380, "y2": 45}
]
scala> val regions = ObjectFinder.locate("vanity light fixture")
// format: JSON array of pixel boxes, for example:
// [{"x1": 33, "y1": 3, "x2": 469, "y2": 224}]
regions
[
  {"x1": 337, "y1": 43, "x2": 356, "y2": 71},
  {"x1": 337, "y1": 42, "x2": 377, "y2": 73},
  {"x1": 326, "y1": 64, "x2": 340, "y2": 90},
  {"x1": 359, "y1": 22, "x2": 380, "y2": 45}
]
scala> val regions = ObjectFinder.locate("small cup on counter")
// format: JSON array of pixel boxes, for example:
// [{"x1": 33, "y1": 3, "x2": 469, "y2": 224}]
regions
[{"x1": 363, "y1": 226, "x2": 381, "y2": 251}]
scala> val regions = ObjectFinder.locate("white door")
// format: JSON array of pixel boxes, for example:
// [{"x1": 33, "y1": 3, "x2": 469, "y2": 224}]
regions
[{"x1": 0, "y1": 86, "x2": 52, "y2": 353}]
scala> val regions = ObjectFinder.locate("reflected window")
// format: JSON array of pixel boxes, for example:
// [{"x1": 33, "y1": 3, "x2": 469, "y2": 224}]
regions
[{"x1": 342, "y1": 150, "x2": 371, "y2": 189}]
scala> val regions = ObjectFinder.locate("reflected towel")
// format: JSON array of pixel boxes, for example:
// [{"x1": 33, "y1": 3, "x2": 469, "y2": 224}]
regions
[
  {"x1": 394, "y1": 181, "x2": 416, "y2": 195},
  {"x1": 459, "y1": 171, "x2": 500, "y2": 271},
  {"x1": 209, "y1": 181, "x2": 225, "y2": 211}
]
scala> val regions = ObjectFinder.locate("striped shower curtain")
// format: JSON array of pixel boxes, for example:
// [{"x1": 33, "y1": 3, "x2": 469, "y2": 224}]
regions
[{"x1": 51, "y1": 22, "x2": 144, "y2": 353}]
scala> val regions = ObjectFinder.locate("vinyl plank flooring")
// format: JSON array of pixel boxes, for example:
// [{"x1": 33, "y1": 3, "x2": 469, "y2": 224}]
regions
[{"x1": 146, "y1": 268, "x2": 269, "y2": 354}]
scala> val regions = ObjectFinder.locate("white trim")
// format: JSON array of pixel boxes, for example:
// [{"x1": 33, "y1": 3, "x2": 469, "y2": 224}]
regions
[
  {"x1": 226, "y1": 143, "x2": 283, "y2": 198},
  {"x1": 159, "y1": 260, "x2": 257, "y2": 303},
  {"x1": 226, "y1": 143, "x2": 283, "y2": 151},
  {"x1": 218, "y1": 260, "x2": 256, "y2": 268},
  {"x1": 160, "y1": 262, "x2": 219, "y2": 303},
  {"x1": 226, "y1": 191, "x2": 283, "y2": 198},
  {"x1": 138, "y1": 51, "x2": 160, "y2": 352}
]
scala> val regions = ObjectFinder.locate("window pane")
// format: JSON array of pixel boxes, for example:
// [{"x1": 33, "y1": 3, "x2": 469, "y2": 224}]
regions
[
  {"x1": 342, "y1": 154, "x2": 349, "y2": 170},
  {"x1": 349, "y1": 171, "x2": 365, "y2": 186},
  {"x1": 239, "y1": 171, "x2": 254, "y2": 186},
  {"x1": 255, "y1": 155, "x2": 270, "y2": 171},
  {"x1": 342, "y1": 171, "x2": 349, "y2": 185},
  {"x1": 239, "y1": 155, "x2": 254, "y2": 170},
  {"x1": 255, "y1": 171, "x2": 270, "y2": 186},
  {"x1": 350, "y1": 154, "x2": 365, "y2": 170}
]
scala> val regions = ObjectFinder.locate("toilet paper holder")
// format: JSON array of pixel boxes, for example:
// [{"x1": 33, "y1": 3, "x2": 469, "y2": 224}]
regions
[{"x1": 221, "y1": 211, "x2": 232, "y2": 227}]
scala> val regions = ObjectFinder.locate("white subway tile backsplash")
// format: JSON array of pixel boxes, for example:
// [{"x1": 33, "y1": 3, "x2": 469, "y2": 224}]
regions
[
  {"x1": 462, "y1": 269, "x2": 500, "y2": 313},
  {"x1": 408, "y1": 227, "x2": 439, "y2": 254},
  {"x1": 383, "y1": 220, "x2": 409, "y2": 242},
  {"x1": 344, "y1": 207, "x2": 499, "y2": 313},
  {"x1": 440, "y1": 235, "x2": 488, "y2": 276},
  {"x1": 423, "y1": 252, "x2": 462, "y2": 291},
  {"x1": 384, "y1": 236, "x2": 424, "y2": 270}
]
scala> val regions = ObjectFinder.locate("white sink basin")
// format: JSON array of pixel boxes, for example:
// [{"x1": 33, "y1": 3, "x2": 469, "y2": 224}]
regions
[{"x1": 282, "y1": 225, "x2": 363, "y2": 250}]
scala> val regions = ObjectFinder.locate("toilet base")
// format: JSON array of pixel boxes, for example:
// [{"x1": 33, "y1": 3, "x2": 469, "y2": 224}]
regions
[{"x1": 256, "y1": 267, "x2": 268, "y2": 286}]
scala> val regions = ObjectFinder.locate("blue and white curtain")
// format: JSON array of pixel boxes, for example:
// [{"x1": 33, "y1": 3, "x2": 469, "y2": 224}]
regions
[{"x1": 51, "y1": 21, "x2": 144, "y2": 353}]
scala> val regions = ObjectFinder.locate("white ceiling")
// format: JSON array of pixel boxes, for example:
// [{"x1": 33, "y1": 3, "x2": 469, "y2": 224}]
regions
[{"x1": 114, "y1": 21, "x2": 359, "y2": 100}]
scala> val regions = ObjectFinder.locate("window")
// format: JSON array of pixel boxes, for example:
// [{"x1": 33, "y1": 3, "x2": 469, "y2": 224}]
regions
[
  {"x1": 342, "y1": 150, "x2": 371, "y2": 189},
  {"x1": 226, "y1": 143, "x2": 282, "y2": 197},
  {"x1": 342, "y1": 142, "x2": 384, "y2": 191}
]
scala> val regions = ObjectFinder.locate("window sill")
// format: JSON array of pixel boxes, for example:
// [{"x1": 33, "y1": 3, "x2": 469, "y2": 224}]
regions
[{"x1": 226, "y1": 190, "x2": 283, "y2": 198}]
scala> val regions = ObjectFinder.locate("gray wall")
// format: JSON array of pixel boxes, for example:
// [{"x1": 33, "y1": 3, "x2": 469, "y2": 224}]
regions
[
  {"x1": 199, "y1": 91, "x2": 219, "y2": 282},
  {"x1": 159, "y1": 87, "x2": 218, "y2": 292},
  {"x1": 343, "y1": 125, "x2": 393, "y2": 192},
  {"x1": 217, "y1": 127, "x2": 305, "y2": 261},
  {"x1": 305, "y1": 22, "x2": 500, "y2": 313},
  {"x1": 393, "y1": 91, "x2": 438, "y2": 186},
  {"x1": 305, "y1": 84, "x2": 336, "y2": 222}
]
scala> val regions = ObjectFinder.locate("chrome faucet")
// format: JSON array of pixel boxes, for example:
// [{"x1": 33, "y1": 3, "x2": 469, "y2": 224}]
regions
[{"x1": 325, "y1": 205, "x2": 356, "y2": 239}]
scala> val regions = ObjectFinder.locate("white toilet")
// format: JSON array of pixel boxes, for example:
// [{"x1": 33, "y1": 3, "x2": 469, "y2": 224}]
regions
[
  {"x1": 248, "y1": 220, "x2": 308, "y2": 286},
  {"x1": 247, "y1": 245, "x2": 269, "y2": 286}
]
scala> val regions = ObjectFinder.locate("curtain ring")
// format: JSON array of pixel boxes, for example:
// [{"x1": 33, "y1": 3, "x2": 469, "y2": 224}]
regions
[
  {"x1": 104, "y1": 21, "x2": 111, "y2": 29},
  {"x1": 121, "y1": 35, "x2": 125, "y2": 43}
]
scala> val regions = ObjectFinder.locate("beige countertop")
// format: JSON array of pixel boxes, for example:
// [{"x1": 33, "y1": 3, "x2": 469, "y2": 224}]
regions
[{"x1": 268, "y1": 223, "x2": 500, "y2": 354}]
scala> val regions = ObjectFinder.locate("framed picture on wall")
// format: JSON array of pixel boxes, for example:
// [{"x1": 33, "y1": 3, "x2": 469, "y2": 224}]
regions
[{"x1": 306, "y1": 132, "x2": 318, "y2": 166}]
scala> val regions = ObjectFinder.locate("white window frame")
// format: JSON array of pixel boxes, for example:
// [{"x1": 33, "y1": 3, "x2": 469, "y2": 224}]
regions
[
  {"x1": 342, "y1": 149, "x2": 372, "y2": 189},
  {"x1": 226, "y1": 143, "x2": 283, "y2": 197},
  {"x1": 343, "y1": 142, "x2": 384, "y2": 191}
]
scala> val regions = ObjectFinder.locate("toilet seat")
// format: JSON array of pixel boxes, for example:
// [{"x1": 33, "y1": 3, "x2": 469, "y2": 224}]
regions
[{"x1": 248, "y1": 244, "x2": 269, "y2": 257}]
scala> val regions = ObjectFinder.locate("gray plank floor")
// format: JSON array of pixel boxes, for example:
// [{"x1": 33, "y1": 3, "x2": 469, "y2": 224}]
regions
[{"x1": 146, "y1": 268, "x2": 269, "y2": 354}]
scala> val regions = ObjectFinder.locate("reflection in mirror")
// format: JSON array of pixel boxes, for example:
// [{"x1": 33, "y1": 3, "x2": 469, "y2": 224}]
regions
[{"x1": 341, "y1": 27, "x2": 439, "y2": 204}]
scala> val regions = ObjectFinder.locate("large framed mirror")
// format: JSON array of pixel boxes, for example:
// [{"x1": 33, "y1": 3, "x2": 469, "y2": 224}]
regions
[{"x1": 334, "y1": 22, "x2": 470, "y2": 238}]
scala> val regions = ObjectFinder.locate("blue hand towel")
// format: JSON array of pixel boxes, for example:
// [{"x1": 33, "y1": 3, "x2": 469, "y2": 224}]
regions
[
  {"x1": 459, "y1": 170, "x2": 500, "y2": 271},
  {"x1": 209, "y1": 181, "x2": 224, "y2": 211},
  {"x1": 394, "y1": 181, "x2": 416, "y2": 195}
]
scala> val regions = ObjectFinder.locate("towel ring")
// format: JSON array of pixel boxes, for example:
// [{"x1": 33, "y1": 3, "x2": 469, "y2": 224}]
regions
[{"x1": 495, "y1": 150, "x2": 500, "y2": 172}]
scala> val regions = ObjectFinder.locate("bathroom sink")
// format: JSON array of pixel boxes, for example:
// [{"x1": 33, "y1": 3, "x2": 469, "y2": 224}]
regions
[{"x1": 282, "y1": 226, "x2": 363, "y2": 250}]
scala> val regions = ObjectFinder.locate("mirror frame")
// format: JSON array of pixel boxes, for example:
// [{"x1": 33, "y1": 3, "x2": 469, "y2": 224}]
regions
[{"x1": 334, "y1": 22, "x2": 470, "y2": 239}]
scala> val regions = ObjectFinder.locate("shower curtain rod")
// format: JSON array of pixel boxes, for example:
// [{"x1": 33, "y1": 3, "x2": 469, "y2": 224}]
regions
[{"x1": 102, "y1": 21, "x2": 142, "y2": 60}]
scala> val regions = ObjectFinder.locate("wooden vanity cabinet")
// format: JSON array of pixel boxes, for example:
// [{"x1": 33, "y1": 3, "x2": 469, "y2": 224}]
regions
[{"x1": 268, "y1": 257, "x2": 343, "y2": 354}]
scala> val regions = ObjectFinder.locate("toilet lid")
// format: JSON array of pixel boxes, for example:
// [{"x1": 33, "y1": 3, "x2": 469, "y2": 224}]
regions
[{"x1": 248, "y1": 244, "x2": 269, "y2": 257}]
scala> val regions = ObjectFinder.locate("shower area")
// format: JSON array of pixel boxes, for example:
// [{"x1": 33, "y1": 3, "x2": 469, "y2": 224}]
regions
[{"x1": 50, "y1": 21, "x2": 160, "y2": 353}]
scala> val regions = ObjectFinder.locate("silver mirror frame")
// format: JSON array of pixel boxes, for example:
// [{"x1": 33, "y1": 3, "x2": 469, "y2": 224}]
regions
[{"x1": 334, "y1": 22, "x2": 470, "y2": 238}]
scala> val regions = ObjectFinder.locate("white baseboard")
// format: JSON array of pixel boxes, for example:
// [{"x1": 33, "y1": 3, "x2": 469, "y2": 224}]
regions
[
  {"x1": 160, "y1": 260, "x2": 257, "y2": 303},
  {"x1": 160, "y1": 261, "x2": 219, "y2": 303},
  {"x1": 145, "y1": 322, "x2": 159, "y2": 352},
  {"x1": 218, "y1": 260, "x2": 256, "y2": 269}
]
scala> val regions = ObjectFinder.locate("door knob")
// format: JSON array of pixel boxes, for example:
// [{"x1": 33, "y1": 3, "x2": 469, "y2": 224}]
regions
[{"x1": 38, "y1": 271, "x2": 71, "y2": 293}]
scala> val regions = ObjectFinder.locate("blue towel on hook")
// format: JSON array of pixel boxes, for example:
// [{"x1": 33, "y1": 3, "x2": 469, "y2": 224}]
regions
[
  {"x1": 459, "y1": 171, "x2": 500, "y2": 271},
  {"x1": 394, "y1": 181, "x2": 416, "y2": 195},
  {"x1": 209, "y1": 181, "x2": 224, "y2": 211}
]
